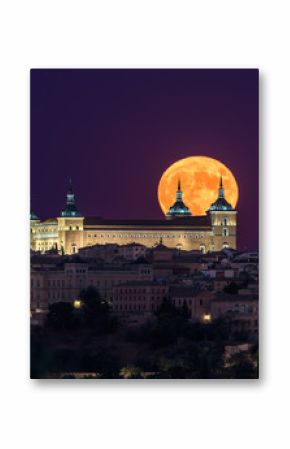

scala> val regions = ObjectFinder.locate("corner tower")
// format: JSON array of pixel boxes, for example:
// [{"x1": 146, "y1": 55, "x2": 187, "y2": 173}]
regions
[
  {"x1": 207, "y1": 176, "x2": 237, "y2": 250},
  {"x1": 30, "y1": 211, "x2": 41, "y2": 251},
  {"x1": 57, "y1": 179, "x2": 84, "y2": 254},
  {"x1": 166, "y1": 178, "x2": 192, "y2": 219}
]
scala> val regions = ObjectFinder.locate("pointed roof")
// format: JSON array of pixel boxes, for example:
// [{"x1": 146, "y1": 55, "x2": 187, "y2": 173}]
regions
[
  {"x1": 30, "y1": 211, "x2": 39, "y2": 220},
  {"x1": 154, "y1": 237, "x2": 169, "y2": 251},
  {"x1": 166, "y1": 178, "x2": 192, "y2": 218},
  {"x1": 68, "y1": 177, "x2": 73, "y2": 194},
  {"x1": 61, "y1": 179, "x2": 82, "y2": 217},
  {"x1": 208, "y1": 176, "x2": 234, "y2": 212}
]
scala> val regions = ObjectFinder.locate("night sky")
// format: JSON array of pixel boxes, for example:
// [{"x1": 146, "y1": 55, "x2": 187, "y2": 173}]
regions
[{"x1": 31, "y1": 69, "x2": 258, "y2": 250}]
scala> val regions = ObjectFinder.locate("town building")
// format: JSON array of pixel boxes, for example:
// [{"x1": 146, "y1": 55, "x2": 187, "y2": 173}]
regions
[
  {"x1": 168, "y1": 286, "x2": 213, "y2": 321},
  {"x1": 30, "y1": 257, "x2": 153, "y2": 314},
  {"x1": 112, "y1": 281, "x2": 168, "y2": 314},
  {"x1": 210, "y1": 293, "x2": 258, "y2": 334}
]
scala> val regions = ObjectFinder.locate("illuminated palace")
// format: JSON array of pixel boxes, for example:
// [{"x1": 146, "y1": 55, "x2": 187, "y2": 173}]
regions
[{"x1": 30, "y1": 178, "x2": 237, "y2": 254}]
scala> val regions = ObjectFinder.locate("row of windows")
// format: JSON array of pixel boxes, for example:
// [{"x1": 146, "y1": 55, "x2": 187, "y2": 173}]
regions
[
  {"x1": 216, "y1": 305, "x2": 257, "y2": 314},
  {"x1": 117, "y1": 288, "x2": 166, "y2": 294},
  {"x1": 31, "y1": 279, "x2": 145, "y2": 289},
  {"x1": 33, "y1": 227, "x2": 57, "y2": 233},
  {"x1": 139, "y1": 269, "x2": 151, "y2": 275},
  {"x1": 172, "y1": 298, "x2": 203, "y2": 306},
  {"x1": 66, "y1": 269, "x2": 87, "y2": 274},
  {"x1": 114, "y1": 296, "x2": 162, "y2": 301},
  {"x1": 114, "y1": 297, "x2": 203, "y2": 305},
  {"x1": 37, "y1": 242, "x2": 56, "y2": 247},
  {"x1": 87, "y1": 233, "x2": 205, "y2": 239},
  {"x1": 114, "y1": 304, "x2": 149, "y2": 311}
]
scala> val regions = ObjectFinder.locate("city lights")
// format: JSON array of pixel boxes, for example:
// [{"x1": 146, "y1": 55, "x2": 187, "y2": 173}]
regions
[{"x1": 73, "y1": 300, "x2": 82, "y2": 309}]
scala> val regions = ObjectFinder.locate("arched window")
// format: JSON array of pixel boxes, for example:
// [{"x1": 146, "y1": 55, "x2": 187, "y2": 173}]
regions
[{"x1": 223, "y1": 228, "x2": 229, "y2": 237}]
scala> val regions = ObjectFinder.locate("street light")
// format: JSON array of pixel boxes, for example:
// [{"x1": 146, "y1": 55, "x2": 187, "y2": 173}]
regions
[{"x1": 73, "y1": 299, "x2": 82, "y2": 309}]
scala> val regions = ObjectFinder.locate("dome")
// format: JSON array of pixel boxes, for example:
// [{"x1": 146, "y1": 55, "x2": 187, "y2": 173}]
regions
[
  {"x1": 208, "y1": 197, "x2": 234, "y2": 211},
  {"x1": 208, "y1": 176, "x2": 234, "y2": 212},
  {"x1": 61, "y1": 179, "x2": 82, "y2": 217},
  {"x1": 30, "y1": 211, "x2": 39, "y2": 220},
  {"x1": 166, "y1": 178, "x2": 192, "y2": 219}
]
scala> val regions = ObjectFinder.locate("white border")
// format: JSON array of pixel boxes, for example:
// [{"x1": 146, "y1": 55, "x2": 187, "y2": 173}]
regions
[{"x1": 0, "y1": 1, "x2": 289, "y2": 448}]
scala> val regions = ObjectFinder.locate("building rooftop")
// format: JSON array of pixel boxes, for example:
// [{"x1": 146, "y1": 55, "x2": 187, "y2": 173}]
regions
[
  {"x1": 166, "y1": 179, "x2": 192, "y2": 218},
  {"x1": 212, "y1": 293, "x2": 259, "y2": 302},
  {"x1": 84, "y1": 216, "x2": 211, "y2": 228},
  {"x1": 169, "y1": 286, "x2": 201, "y2": 297},
  {"x1": 114, "y1": 280, "x2": 167, "y2": 287},
  {"x1": 30, "y1": 211, "x2": 39, "y2": 220},
  {"x1": 208, "y1": 176, "x2": 235, "y2": 212}
]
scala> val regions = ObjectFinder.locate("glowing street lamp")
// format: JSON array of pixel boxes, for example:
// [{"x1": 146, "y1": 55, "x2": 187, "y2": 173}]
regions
[
  {"x1": 73, "y1": 299, "x2": 82, "y2": 309},
  {"x1": 203, "y1": 313, "x2": 212, "y2": 323}
]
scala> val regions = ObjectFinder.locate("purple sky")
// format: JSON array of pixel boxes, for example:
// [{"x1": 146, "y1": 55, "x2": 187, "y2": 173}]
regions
[{"x1": 31, "y1": 69, "x2": 258, "y2": 250}]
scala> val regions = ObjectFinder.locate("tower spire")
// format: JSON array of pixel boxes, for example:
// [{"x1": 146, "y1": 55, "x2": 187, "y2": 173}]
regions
[
  {"x1": 207, "y1": 174, "x2": 234, "y2": 211},
  {"x1": 176, "y1": 177, "x2": 183, "y2": 201},
  {"x1": 166, "y1": 175, "x2": 192, "y2": 219},
  {"x1": 60, "y1": 179, "x2": 82, "y2": 217},
  {"x1": 218, "y1": 175, "x2": 224, "y2": 198},
  {"x1": 68, "y1": 177, "x2": 73, "y2": 194}
]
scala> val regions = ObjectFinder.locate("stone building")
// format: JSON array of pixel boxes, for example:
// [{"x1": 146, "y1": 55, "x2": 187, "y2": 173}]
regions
[
  {"x1": 30, "y1": 177, "x2": 237, "y2": 255},
  {"x1": 169, "y1": 286, "x2": 214, "y2": 321},
  {"x1": 30, "y1": 258, "x2": 153, "y2": 313},
  {"x1": 112, "y1": 281, "x2": 168, "y2": 313},
  {"x1": 210, "y1": 293, "x2": 258, "y2": 334}
]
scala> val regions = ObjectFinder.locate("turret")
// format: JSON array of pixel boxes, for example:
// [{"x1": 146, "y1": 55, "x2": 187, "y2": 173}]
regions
[
  {"x1": 166, "y1": 178, "x2": 192, "y2": 219},
  {"x1": 58, "y1": 179, "x2": 84, "y2": 254},
  {"x1": 61, "y1": 178, "x2": 82, "y2": 217},
  {"x1": 207, "y1": 176, "x2": 237, "y2": 250},
  {"x1": 208, "y1": 176, "x2": 234, "y2": 212}
]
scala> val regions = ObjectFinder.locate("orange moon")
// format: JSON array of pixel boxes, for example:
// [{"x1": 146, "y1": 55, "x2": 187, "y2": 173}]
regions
[{"x1": 157, "y1": 156, "x2": 239, "y2": 216}]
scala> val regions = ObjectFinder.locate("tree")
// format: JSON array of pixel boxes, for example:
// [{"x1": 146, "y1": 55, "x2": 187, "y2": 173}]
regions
[
  {"x1": 148, "y1": 298, "x2": 192, "y2": 348},
  {"x1": 81, "y1": 346, "x2": 121, "y2": 378},
  {"x1": 223, "y1": 282, "x2": 239, "y2": 294},
  {"x1": 225, "y1": 351, "x2": 258, "y2": 379},
  {"x1": 119, "y1": 365, "x2": 143, "y2": 379},
  {"x1": 46, "y1": 302, "x2": 78, "y2": 331},
  {"x1": 181, "y1": 300, "x2": 191, "y2": 319},
  {"x1": 79, "y1": 286, "x2": 117, "y2": 332},
  {"x1": 79, "y1": 285, "x2": 107, "y2": 327}
]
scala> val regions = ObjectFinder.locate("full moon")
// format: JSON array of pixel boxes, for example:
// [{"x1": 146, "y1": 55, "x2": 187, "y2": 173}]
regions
[{"x1": 157, "y1": 156, "x2": 239, "y2": 216}]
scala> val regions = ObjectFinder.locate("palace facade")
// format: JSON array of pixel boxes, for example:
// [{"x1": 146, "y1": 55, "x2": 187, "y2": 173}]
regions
[{"x1": 30, "y1": 178, "x2": 237, "y2": 254}]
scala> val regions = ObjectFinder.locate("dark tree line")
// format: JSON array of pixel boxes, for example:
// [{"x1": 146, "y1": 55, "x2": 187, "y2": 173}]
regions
[{"x1": 31, "y1": 293, "x2": 258, "y2": 379}]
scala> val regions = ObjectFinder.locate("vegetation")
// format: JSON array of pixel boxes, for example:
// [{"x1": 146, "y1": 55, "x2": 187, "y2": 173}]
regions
[
  {"x1": 31, "y1": 295, "x2": 258, "y2": 379},
  {"x1": 45, "y1": 286, "x2": 118, "y2": 334},
  {"x1": 223, "y1": 282, "x2": 239, "y2": 294}
]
